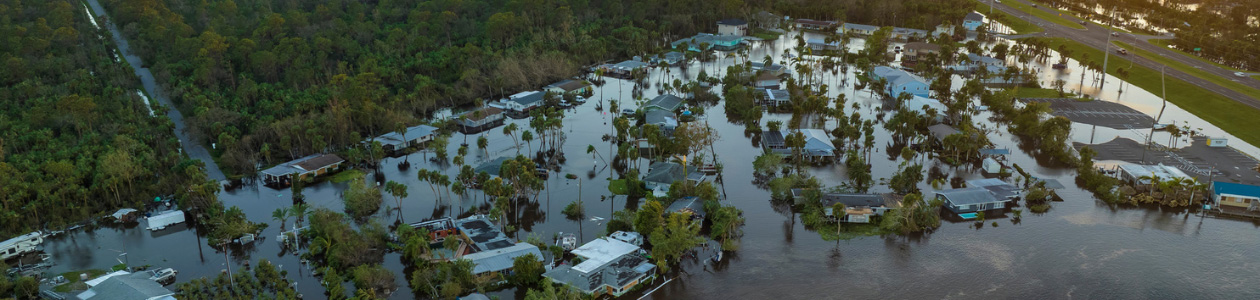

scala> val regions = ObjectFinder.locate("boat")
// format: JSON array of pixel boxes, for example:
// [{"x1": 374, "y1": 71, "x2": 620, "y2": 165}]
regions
[
  {"x1": 0, "y1": 232, "x2": 44, "y2": 261},
  {"x1": 147, "y1": 268, "x2": 178, "y2": 285},
  {"x1": 712, "y1": 247, "x2": 723, "y2": 262},
  {"x1": 558, "y1": 233, "x2": 578, "y2": 250}
]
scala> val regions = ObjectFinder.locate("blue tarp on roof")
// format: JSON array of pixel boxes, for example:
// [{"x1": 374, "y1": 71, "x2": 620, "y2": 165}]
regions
[{"x1": 1213, "y1": 181, "x2": 1260, "y2": 197}]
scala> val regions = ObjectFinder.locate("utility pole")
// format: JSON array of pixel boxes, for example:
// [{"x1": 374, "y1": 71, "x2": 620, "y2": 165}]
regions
[
  {"x1": 1142, "y1": 66, "x2": 1167, "y2": 164},
  {"x1": 1101, "y1": 6, "x2": 1113, "y2": 88},
  {"x1": 222, "y1": 241, "x2": 234, "y2": 286}
]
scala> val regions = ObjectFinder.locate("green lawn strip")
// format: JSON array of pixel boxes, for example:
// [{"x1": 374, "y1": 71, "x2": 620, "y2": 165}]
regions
[
  {"x1": 328, "y1": 169, "x2": 366, "y2": 183},
  {"x1": 1024, "y1": 37, "x2": 1260, "y2": 147},
  {"x1": 1147, "y1": 39, "x2": 1248, "y2": 73},
  {"x1": 1112, "y1": 41, "x2": 1260, "y2": 101},
  {"x1": 608, "y1": 179, "x2": 628, "y2": 195},
  {"x1": 752, "y1": 28, "x2": 782, "y2": 41},
  {"x1": 1001, "y1": 0, "x2": 1085, "y2": 30},
  {"x1": 973, "y1": 1, "x2": 1043, "y2": 34},
  {"x1": 54, "y1": 269, "x2": 108, "y2": 292}
]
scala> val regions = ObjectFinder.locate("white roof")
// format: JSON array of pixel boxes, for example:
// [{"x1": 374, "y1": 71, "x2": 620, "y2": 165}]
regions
[
  {"x1": 1118, "y1": 164, "x2": 1191, "y2": 182},
  {"x1": 146, "y1": 210, "x2": 186, "y2": 231},
  {"x1": 84, "y1": 271, "x2": 130, "y2": 287},
  {"x1": 459, "y1": 243, "x2": 543, "y2": 274},
  {"x1": 571, "y1": 238, "x2": 640, "y2": 273}
]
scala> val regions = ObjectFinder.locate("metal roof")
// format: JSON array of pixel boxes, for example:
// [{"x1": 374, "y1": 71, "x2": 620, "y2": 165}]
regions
[
  {"x1": 460, "y1": 242, "x2": 543, "y2": 274},
  {"x1": 261, "y1": 154, "x2": 344, "y2": 177},
  {"x1": 645, "y1": 109, "x2": 678, "y2": 128},
  {"x1": 872, "y1": 66, "x2": 930, "y2": 89},
  {"x1": 646, "y1": 94, "x2": 684, "y2": 111},
  {"x1": 373, "y1": 125, "x2": 439, "y2": 147},
  {"x1": 547, "y1": 79, "x2": 590, "y2": 92},
  {"x1": 928, "y1": 124, "x2": 960, "y2": 142},
  {"x1": 966, "y1": 178, "x2": 1021, "y2": 200},
  {"x1": 571, "y1": 238, "x2": 641, "y2": 273},
  {"x1": 1117, "y1": 164, "x2": 1192, "y2": 183},
  {"x1": 473, "y1": 157, "x2": 513, "y2": 177},
  {"x1": 77, "y1": 272, "x2": 174, "y2": 300},
  {"x1": 936, "y1": 187, "x2": 1004, "y2": 206}
]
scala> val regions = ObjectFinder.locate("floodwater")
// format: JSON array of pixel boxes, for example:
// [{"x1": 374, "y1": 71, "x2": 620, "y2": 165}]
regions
[{"x1": 36, "y1": 17, "x2": 1260, "y2": 300}]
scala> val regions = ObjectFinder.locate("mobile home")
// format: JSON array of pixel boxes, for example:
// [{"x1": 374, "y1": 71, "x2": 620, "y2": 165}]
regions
[
  {"x1": 147, "y1": 210, "x2": 187, "y2": 231},
  {"x1": 0, "y1": 232, "x2": 44, "y2": 261}
]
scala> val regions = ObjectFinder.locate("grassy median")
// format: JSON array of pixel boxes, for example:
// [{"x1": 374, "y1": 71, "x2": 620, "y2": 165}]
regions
[
  {"x1": 974, "y1": 1, "x2": 1043, "y2": 34},
  {"x1": 1002, "y1": 0, "x2": 1086, "y2": 30},
  {"x1": 1147, "y1": 39, "x2": 1249, "y2": 73},
  {"x1": 1112, "y1": 41, "x2": 1260, "y2": 101},
  {"x1": 1024, "y1": 37, "x2": 1260, "y2": 147}
]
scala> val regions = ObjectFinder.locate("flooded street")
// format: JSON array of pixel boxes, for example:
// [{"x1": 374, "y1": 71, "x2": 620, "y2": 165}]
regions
[{"x1": 39, "y1": 24, "x2": 1260, "y2": 299}]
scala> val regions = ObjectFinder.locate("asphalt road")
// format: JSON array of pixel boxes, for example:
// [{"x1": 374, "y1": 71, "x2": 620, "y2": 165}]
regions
[{"x1": 987, "y1": 0, "x2": 1260, "y2": 110}]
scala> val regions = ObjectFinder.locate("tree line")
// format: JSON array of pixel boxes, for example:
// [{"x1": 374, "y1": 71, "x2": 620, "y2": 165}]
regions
[{"x1": 0, "y1": 0, "x2": 219, "y2": 239}]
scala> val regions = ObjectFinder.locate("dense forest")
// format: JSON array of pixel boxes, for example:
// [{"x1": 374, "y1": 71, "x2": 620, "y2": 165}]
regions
[
  {"x1": 0, "y1": 0, "x2": 218, "y2": 239},
  {"x1": 1043, "y1": 0, "x2": 1258, "y2": 70},
  {"x1": 97, "y1": 0, "x2": 976, "y2": 178}
]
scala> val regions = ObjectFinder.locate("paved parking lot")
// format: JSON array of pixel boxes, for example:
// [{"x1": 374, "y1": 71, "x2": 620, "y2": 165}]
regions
[
  {"x1": 1022, "y1": 98, "x2": 1155, "y2": 129},
  {"x1": 1075, "y1": 137, "x2": 1260, "y2": 185}
]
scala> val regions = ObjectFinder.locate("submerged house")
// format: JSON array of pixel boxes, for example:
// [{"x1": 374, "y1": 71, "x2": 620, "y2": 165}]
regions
[
  {"x1": 936, "y1": 187, "x2": 1009, "y2": 213},
  {"x1": 495, "y1": 91, "x2": 546, "y2": 113},
  {"x1": 598, "y1": 59, "x2": 651, "y2": 78},
  {"x1": 717, "y1": 19, "x2": 748, "y2": 36},
  {"x1": 904, "y1": 96, "x2": 947, "y2": 122},
  {"x1": 964, "y1": 12, "x2": 985, "y2": 31},
  {"x1": 459, "y1": 242, "x2": 544, "y2": 277},
  {"x1": 966, "y1": 178, "x2": 1022, "y2": 200},
  {"x1": 645, "y1": 94, "x2": 684, "y2": 112},
  {"x1": 1117, "y1": 163, "x2": 1192, "y2": 185},
  {"x1": 806, "y1": 38, "x2": 841, "y2": 51},
  {"x1": 750, "y1": 62, "x2": 788, "y2": 77},
  {"x1": 650, "y1": 52, "x2": 687, "y2": 66},
  {"x1": 643, "y1": 162, "x2": 707, "y2": 195},
  {"x1": 761, "y1": 129, "x2": 837, "y2": 162},
  {"x1": 457, "y1": 107, "x2": 506, "y2": 133},
  {"x1": 753, "y1": 72, "x2": 781, "y2": 89},
  {"x1": 871, "y1": 66, "x2": 931, "y2": 98},
  {"x1": 841, "y1": 23, "x2": 879, "y2": 36},
  {"x1": 671, "y1": 33, "x2": 744, "y2": 51},
  {"x1": 902, "y1": 42, "x2": 941, "y2": 63},
  {"x1": 76, "y1": 271, "x2": 175, "y2": 300},
  {"x1": 820, "y1": 193, "x2": 892, "y2": 223},
  {"x1": 796, "y1": 19, "x2": 838, "y2": 31},
  {"x1": 758, "y1": 88, "x2": 791, "y2": 107},
  {"x1": 927, "y1": 124, "x2": 961, "y2": 145},
  {"x1": 542, "y1": 238, "x2": 656, "y2": 297},
  {"x1": 890, "y1": 27, "x2": 929, "y2": 40},
  {"x1": 665, "y1": 196, "x2": 707, "y2": 221},
  {"x1": 545, "y1": 79, "x2": 592, "y2": 95},
  {"x1": 1212, "y1": 181, "x2": 1260, "y2": 214},
  {"x1": 645, "y1": 109, "x2": 679, "y2": 136},
  {"x1": 261, "y1": 154, "x2": 345, "y2": 186},
  {"x1": 371, "y1": 124, "x2": 439, "y2": 153},
  {"x1": 408, "y1": 217, "x2": 459, "y2": 242}
]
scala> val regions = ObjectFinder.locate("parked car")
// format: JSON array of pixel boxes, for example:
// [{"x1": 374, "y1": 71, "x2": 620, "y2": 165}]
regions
[{"x1": 1236, "y1": 72, "x2": 1248, "y2": 78}]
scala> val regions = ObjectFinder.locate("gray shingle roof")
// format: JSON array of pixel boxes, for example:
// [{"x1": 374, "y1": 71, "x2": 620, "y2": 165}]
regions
[
  {"x1": 966, "y1": 12, "x2": 984, "y2": 22},
  {"x1": 928, "y1": 124, "x2": 960, "y2": 142},
  {"x1": 643, "y1": 162, "x2": 702, "y2": 185},
  {"x1": 821, "y1": 194, "x2": 886, "y2": 207},
  {"x1": 666, "y1": 196, "x2": 706, "y2": 219}
]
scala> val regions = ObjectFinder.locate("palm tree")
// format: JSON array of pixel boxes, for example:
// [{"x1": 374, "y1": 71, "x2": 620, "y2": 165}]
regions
[
  {"x1": 477, "y1": 135, "x2": 489, "y2": 157},
  {"x1": 271, "y1": 208, "x2": 289, "y2": 229},
  {"x1": 289, "y1": 203, "x2": 309, "y2": 228},
  {"x1": 385, "y1": 180, "x2": 408, "y2": 215},
  {"x1": 503, "y1": 123, "x2": 520, "y2": 154},
  {"x1": 521, "y1": 130, "x2": 534, "y2": 154}
]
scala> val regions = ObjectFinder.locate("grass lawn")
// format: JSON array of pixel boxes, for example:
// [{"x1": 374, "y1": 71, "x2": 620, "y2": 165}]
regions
[
  {"x1": 608, "y1": 179, "x2": 628, "y2": 195},
  {"x1": 1023, "y1": 37, "x2": 1260, "y2": 147},
  {"x1": 328, "y1": 169, "x2": 366, "y2": 183},
  {"x1": 974, "y1": 1, "x2": 1043, "y2": 34},
  {"x1": 1112, "y1": 41, "x2": 1260, "y2": 101},
  {"x1": 752, "y1": 29, "x2": 782, "y2": 41},
  {"x1": 54, "y1": 269, "x2": 108, "y2": 292},
  {"x1": 1013, "y1": 87, "x2": 1062, "y2": 98},
  {"x1": 1147, "y1": 39, "x2": 1249, "y2": 73},
  {"x1": 1000, "y1": 0, "x2": 1085, "y2": 30}
]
